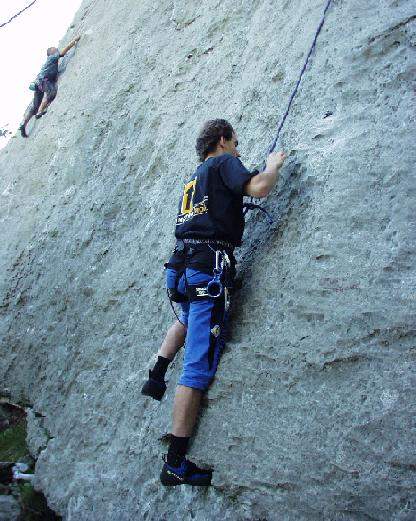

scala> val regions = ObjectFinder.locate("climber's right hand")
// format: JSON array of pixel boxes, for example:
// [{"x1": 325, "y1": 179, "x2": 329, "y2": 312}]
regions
[{"x1": 265, "y1": 151, "x2": 286, "y2": 174}]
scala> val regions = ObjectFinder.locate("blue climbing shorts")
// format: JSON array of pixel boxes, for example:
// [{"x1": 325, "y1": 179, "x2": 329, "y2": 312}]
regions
[{"x1": 178, "y1": 268, "x2": 228, "y2": 391}]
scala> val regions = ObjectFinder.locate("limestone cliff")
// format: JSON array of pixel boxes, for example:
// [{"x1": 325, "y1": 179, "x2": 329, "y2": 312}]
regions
[{"x1": 0, "y1": 0, "x2": 415, "y2": 519}]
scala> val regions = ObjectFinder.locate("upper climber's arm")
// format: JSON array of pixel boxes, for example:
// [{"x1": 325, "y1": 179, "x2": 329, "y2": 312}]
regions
[{"x1": 60, "y1": 36, "x2": 81, "y2": 57}]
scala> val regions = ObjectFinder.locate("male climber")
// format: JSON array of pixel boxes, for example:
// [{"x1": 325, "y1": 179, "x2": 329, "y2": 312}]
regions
[
  {"x1": 142, "y1": 119, "x2": 286, "y2": 486},
  {"x1": 19, "y1": 36, "x2": 81, "y2": 138}
]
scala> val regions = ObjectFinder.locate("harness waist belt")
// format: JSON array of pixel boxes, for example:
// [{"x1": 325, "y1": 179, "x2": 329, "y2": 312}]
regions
[{"x1": 182, "y1": 238, "x2": 234, "y2": 249}]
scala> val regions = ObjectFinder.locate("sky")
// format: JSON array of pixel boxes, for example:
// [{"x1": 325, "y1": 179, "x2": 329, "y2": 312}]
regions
[{"x1": 0, "y1": 0, "x2": 83, "y2": 148}]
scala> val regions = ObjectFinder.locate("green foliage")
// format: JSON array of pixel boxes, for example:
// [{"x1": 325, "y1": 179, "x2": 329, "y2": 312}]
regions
[
  {"x1": 18, "y1": 483, "x2": 61, "y2": 521},
  {"x1": 0, "y1": 419, "x2": 28, "y2": 461},
  {"x1": 19, "y1": 483, "x2": 59, "y2": 521}
]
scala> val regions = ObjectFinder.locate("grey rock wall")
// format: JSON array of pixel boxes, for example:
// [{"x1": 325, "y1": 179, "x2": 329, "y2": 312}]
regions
[
  {"x1": 0, "y1": 496, "x2": 20, "y2": 521},
  {"x1": 0, "y1": 0, "x2": 415, "y2": 519}
]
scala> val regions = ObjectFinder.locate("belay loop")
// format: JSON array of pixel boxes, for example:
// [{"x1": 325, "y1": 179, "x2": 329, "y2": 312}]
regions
[
  {"x1": 206, "y1": 272, "x2": 223, "y2": 298},
  {"x1": 206, "y1": 251, "x2": 224, "y2": 298}
]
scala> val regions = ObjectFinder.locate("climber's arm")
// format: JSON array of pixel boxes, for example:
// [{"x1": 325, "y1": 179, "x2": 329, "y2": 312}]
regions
[
  {"x1": 244, "y1": 151, "x2": 286, "y2": 198},
  {"x1": 60, "y1": 36, "x2": 81, "y2": 57}
]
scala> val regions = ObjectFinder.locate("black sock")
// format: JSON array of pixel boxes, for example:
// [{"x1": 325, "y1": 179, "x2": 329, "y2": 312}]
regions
[
  {"x1": 167, "y1": 435, "x2": 190, "y2": 466},
  {"x1": 151, "y1": 356, "x2": 171, "y2": 381}
]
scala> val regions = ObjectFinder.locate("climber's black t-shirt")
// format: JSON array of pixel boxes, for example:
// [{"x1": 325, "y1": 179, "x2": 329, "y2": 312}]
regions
[
  {"x1": 175, "y1": 153, "x2": 255, "y2": 247},
  {"x1": 37, "y1": 51, "x2": 60, "y2": 82}
]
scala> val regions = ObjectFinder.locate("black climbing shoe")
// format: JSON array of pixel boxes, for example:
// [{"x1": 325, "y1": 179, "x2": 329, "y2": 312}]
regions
[
  {"x1": 35, "y1": 110, "x2": 47, "y2": 120},
  {"x1": 141, "y1": 370, "x2": 166, "y2": 401},
  {"x1": 160, "y1": 456, "x2": 212, "y2": 486},
  {"x1": 19, "y1": 125, "x2": 28, "y2": 138}
]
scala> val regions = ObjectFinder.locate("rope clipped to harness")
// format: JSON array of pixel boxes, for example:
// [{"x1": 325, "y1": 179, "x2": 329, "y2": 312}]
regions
[
  {"x1": 242, "y1": 201, "x2": 273, "y2": 224},
  {"x1": 242, "y1": 169, "x2": 273, "y2": 223}
]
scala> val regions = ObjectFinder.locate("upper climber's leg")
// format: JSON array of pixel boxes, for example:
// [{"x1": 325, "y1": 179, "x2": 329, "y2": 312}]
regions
[
  {"x1": 19, "y1": 88, "x2": 43, "y2": 137},
  {"x1": 36, "y1": 80, "x2": 58, "y2": 118}
]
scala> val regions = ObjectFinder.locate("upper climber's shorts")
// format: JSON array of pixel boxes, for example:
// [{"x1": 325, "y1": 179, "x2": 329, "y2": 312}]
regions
[
  {"x1": 37, "y1": 78, "x2": 58, "y2": 101},
  {"x1": 25, "y1": 80, "x2": 58, "y2": 120},
  {"x1": 177, "y1": 268, "x2": 229, "y2": 391}
]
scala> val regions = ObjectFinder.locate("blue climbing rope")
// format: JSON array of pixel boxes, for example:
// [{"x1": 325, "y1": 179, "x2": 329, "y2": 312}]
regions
[
  {"x1": 244, "y1": 0, "x2": 333, "y2": 221},
  {"x1": 267, "y1": 0, "x2": 333, "y2": 153},
  {"x1": 0, "y1": 0, "x2": 39, "y2": 29}
]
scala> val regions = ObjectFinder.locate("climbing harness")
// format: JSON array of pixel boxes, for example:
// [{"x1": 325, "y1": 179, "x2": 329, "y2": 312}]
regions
[
  {"x1": 165, "y1": 242, "x2": 233, "y2": 322},
  {"x1": 0, "y1": 0, "x2": 39, "y2": 29},
  {"x1": 244, "y1": 0, "x2": 333, "y2": 219},
  {"x1": 184, "y1": 248, "x2": 231, "y2": 302}
]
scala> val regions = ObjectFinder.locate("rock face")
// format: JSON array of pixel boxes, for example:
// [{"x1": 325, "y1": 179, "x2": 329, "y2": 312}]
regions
[
  {"x1": 1, "y1": 0, "x2": 415, "y2": 519},
  {"x1": 0, "y1": 496, "x2": 20, "y2": 521}
]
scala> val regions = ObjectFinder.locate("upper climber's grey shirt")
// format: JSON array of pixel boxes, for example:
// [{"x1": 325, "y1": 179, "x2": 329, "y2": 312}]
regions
[{"x1": 37, "y1": 51, "x2": 60, "y2": 82}]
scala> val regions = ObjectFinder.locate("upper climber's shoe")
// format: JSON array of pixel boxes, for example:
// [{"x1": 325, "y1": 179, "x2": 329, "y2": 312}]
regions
[
  {"x1": 141, "y1": 370, "x2": 166, "y2": 401},
  {"x1": 160, "y1": 457, "x2": 213, "y2": 486},
  {"x1": 35, "y1": 110, "x2": 47, "y2": 120},
  {"x1": 19, "y1": 125, "x2": 28, "y2": 138}
]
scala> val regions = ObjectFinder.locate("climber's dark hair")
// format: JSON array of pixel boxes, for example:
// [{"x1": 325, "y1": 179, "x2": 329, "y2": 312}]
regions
[
  {"x1": 195, "y1": 119, "x2": 234, "y2": 162},
  {"x1": 47, "y1": 47, "x2": 58, "y2": 56}
]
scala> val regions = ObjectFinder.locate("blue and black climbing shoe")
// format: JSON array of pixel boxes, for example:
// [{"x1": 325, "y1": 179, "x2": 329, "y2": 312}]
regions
[
  {"x1": 141, "y1": 370, "x2": 166, "y2": 401},
  {"x1": 160, "y1": 456, "x2": 212, "y2": 486}
]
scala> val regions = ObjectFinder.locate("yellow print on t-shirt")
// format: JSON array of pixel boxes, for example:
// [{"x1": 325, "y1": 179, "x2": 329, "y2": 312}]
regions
[
  {"x1": 177, "y1": 178, "x2": 208, "y2": 225},
  {"x1": 181, "y1": 179, "x2": 196, "y2": 215}
]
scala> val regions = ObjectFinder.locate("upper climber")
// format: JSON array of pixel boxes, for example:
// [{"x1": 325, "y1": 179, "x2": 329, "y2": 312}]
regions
[{"x1": 19, "y1": 36, "x2": 81, "y2": 138}]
